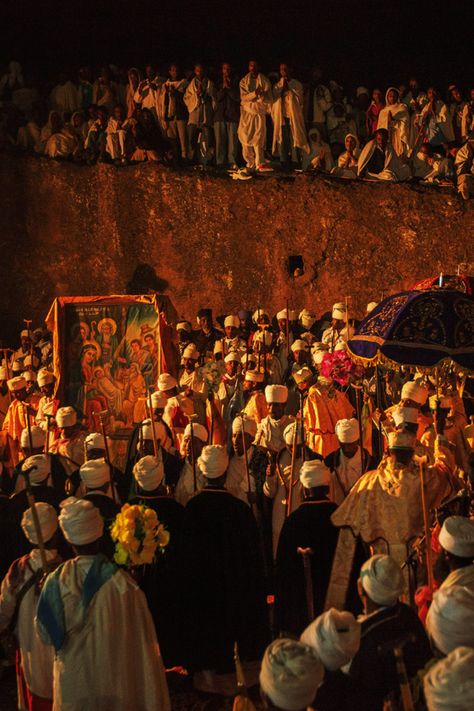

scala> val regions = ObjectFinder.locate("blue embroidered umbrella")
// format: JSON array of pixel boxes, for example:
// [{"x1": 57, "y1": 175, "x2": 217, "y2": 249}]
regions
[{"x1": 347, "y1": 289, "x2": 474, "y2": 370}]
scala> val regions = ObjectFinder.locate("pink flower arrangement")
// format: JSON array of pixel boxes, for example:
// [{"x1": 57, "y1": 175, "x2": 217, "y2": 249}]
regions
[{"x1": 320, "y1": 351, "x2": 365, "y2": 386}]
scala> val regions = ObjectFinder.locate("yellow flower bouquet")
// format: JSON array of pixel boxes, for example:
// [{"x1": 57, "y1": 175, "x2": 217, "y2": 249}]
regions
[{"x1": 110, "y1": 503, "x2": 169, "y2": 567}]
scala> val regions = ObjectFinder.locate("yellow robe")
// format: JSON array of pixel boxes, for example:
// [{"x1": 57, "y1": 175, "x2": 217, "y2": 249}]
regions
[{"x1": 304, "y1": 384, "x2": 354, "y2": 457}]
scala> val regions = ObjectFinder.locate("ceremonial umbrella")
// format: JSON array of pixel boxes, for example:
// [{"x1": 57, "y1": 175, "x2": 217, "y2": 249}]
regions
[
  {"x1": 347, "y1": 289, "x2": 474, "y2": 370},
  {"x1": 411, "y1": 274, "x2": 474, "y2": 295}
]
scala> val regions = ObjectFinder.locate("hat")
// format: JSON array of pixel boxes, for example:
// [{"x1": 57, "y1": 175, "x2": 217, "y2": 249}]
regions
[
  {"x1": 252, "y1": 309, "x2": 269, "y2": 324},
  {"x1": 224, "y1": 315, "x2": 240, "y2": 329},
  {"x1": 291, "y1": 339, "x2": 309, "y2": 353},
  {"x1": 241, "y1": 353, "x2": 257, "y2": 365},
  {"x1": 265, "y1": 385, "x2": 288, "y2": 404},
  {"x1": 133, "y1": 454, "x2": 164, "y2": 491},
  {"x1": 56, "y1": 406, "x2": 77, "y2": 428},
  {"x1": 299, "y1": 459, "x2": 331, "y2": 488},
  {"x1": 224, "y1": 351, "x2": 241, "y2": 364},
  {"x1": 293, "y1": 367, "x2": 313, "y2": 385},
  {"x1": 21, "y1": 454, "x2": 51, "y2": 484},
  {"x1": 7, "y1": 376, "x2": 27, "y2": 392},
  {"x1": 312, "y1": 348, "x2": 327, "y2": 366},
  {"x1": 276, "y1": 309, "x2": 289, "y2": 322},
  {"x1": 23, "y1": 370, "x2": 36, "y2": 382},
  {"x1": 300, "y1": 608, "x2": 361, "y2": 671},
  {"x1": 37, "y1": 368, "x2": 55, "y2": 387},
  {"x1": 84, "y1": 432, "x2": 105, "y2": 452},
  {"x1": 0, "y1": 366, "x2": 7, "y2": 380},
  {"x1": 299, "y1": 309, "x2": 316, "y2": 330},
  {"x1": 20, "y1": 425, "x2": 45, "y2": 450},
  {"x1": 197, "y1": 444, "x2": 228, "y2": 479},
  {"x1": 254, "y1": 330, "x2": 273, "y2": 347},
  {"x1": 439, "y1": 516, "x2": 474, "y2": 558},
  {"x1": 23, "y1": 354, "x2": 39, "y2": 368},
  {"x1": 335, "y1": 418, "x2": 359, "y2": 444},
  {"x1": 79, "y1": 457, "x2": 110, "y2": 489},
  {"x1": 283, "y1": 421, "x2": 303, "y2": 446},
  {"x1": 150, "y1": 390, "x2": 168, "y2": 409},
  {"x1": 176, "y1": 320, "x2": 192, "y2": 332},
  {"x1": 21, "y1": 502, "x2": 58, "y2": 545},
  {"x1": 426, "y1": 585, "x2": 474, "y2": 655},
  {"x1": 366, "y1": 301, "x2": 378, "y2": 314},
  {"x1": 245, "y1": 370, "x2": 264, "y2": 383},
  {"x1": 429, "y1": 395, "x2": 453, "y2": 411},
  {"x1": 360, "y1": 554, "x2": 404, "y2": 606},
  {"x1": 12, "y1": 360, "x2": 23, "y2": 373},
  {"x1": 401, "y1": 381, "x2": 428, "y2": 405},
  {"x1": 392, "y1": 407, "x2": 419, "y2": 427},
  {"x1": 424, "y1": 646, "x2": 474, "y2": 711},
  {"x1": 332, "y1": 302, "x2": 347, "y2": 320},
  {"x1": 20, "y1": 329, "x2": 30, "y2": 339},
  {"x1": 59, "y1": 497, "x2": 104, "y2": 546},
  {"x1": 232, "y1": 415, "x2": 257, "y2": 438},
  {"x1": 259, "y1": 638, "x2": 323, "y2": 711},
  {"x1": 183, "y1": 422, "x2": 208, "y2": 442},
  {"x1": 182, "y1": 344, "x2": 200, "y2": 360},
  {"x1": 157, "y1": 373, "x2": 177, "y2": 392},
  {"x1": 388, "y1": 430, "x2": 416, "y2": 450}
]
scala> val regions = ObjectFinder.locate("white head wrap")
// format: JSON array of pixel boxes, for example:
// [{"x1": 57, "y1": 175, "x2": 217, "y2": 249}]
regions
[
  {"x1": 252, "y1": 309, "x2": 269, "y2": 324},
  {"x1": 265, "y1": 385, "x2": 288, "y2": 404},
  {"x1": 37, "y1": 368, "x2": 55, "y2": 387},
  {"x1": 332, "y1": 302, "x2": 347, "y2": 320},
  {"x1": 426, "y1": 586, "x2": 474, "y2": 655},
  {"x1": 182, "y1": 344, "x2": 200, "y2": 360},
  {"x1": 224, "y1": 351, "x2": 241, "y2": 364},
  {"x1": 293, "y1": 367, "x2": 313, "y2": 385},
  {"x1": 439, "y1": 516, "x2": 474, "y2": 558},
  {"x1": 23, "y1": 370, "x2": 36, "y2": 382},
  {"x1": 388, "y1": 430, "x2": 416, "y2": 450},
  {"x1": 232, "y1": 415, "x2": 257, "y2": 438},
  {"x1": 366, "y1": 301, "x2": 378, "y2": 314},
  {"x1": 424, "y1": 646, "x2": 474, "y2": 711},
  {"x1": 20, "y1": 329, "x2": 29, "y2": 339},
  {"x1": 141, "y1": 418, "x2": 162, "y2": 442},
  {"x1": 299, "y1": 459, "x2": 331, "y2": 488},
  {"x1": 21, "y1": 454, "x2": 51, "y2": 484},
  {"x1": 85, "y1": 432, "x2": 105, "y2": 451},
  {"x1": 335, "y1": 418, "x2": 359, "y2": 444},
  {"x1": 79, "y1": 458, "x2": 110, "y2": 489},
  {"x1": 183, "y1": 422, "x2": 208, "y2": 442},
  {"x1": 197, "y1": 445, "x2": 228, "y2": 479},
  {"x1": 259, "y1": 638, "x2": 323, "y2": 711},
  {"x1": 401, "y1": 381, "x2": 428, "y2": 405},
  {"x1": 20, "y1": 425, "x2": 45, "y2": 450},
  {"x1": 150, "y1": 390, "x2": 168, "y2": 409},
  {"x1": 21, "y1": 502, "x2": 58, "y2": 545},
  {"x1": 360, "y1": 554, "x2": 404, "y2": 606},
  {"x1": 300, "y1": 608, "x2": 361, "y2": 671},
  {"x1": 133, "y1": 454, "x2": 164, "y2": 491},
  {"x1": 157, "y1": 373, "x2": 178, "y2": 392},
  {"x1": 7, "y1": 376, "x2": 27, "y2": 392},
  {"x1": 245, "y1": 370, "x2": 264, "y2": 383},
  {"x1": 56, "y1": 406, "x2": 77, "y2": 428},
  {"x1": 283, "y1": 421, "x2": 303, "y2": 446},
  {"x1": 392, "y1": 407, "x2": 419, "y2": 426},
  {"x1": 299, "y1": 309, "x2": 316, "y2": 330},
  {"x1": 291, "y1": 339, "x2": 309, "y2": 353},
  {"x1": 59, "y1": 497, "x2": 104, "y2": 546},
  {"x1": 224, "y1": 315, "x2": 240, "y2": 329},
  {"x1": 276, "y1": 309, "x2": 289, "y2": 321}
]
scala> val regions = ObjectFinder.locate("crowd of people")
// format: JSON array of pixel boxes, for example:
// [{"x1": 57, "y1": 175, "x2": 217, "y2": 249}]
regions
[
  {"x1": 1, "y1": 60, "x2": 474, "y2": 197},
  {"x1": 0, "y1": 298, "x2": 473, "y2": 710}
]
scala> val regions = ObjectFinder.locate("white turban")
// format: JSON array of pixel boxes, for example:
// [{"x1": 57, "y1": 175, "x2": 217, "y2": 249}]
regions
[
  {"x1": 21, "y1": 454, "x2": 51, "y2": 484},
  {"x1": 366, "y1": 301, "x2": 378, "y2": 314},
  {"x1": 291, "y1": 339, "x2": 309, "y2": 353},
  {"x1": 388, "y1": 430, "x2": 416, "y2": 450},
  {"x1": 20, "y1": 425, "x2": 45, "y2": 450},
  {"x1": 293, "y1": 367, "x2": 313, "y2": 385},
  {"x1": 197, "y1": 445, "x2": 228, "y2": 479},
  {"x1": 300, "y1": 608, "x2": 361, "y2": 671},
  {"x1": 254, "y1": 330, "x2": 273, "y2": 347},
  {"x1": 20, "y1": 329, "x2": 29, "y2": 338},
  {"x1": 150, "y1": 390, "x2": 167, "y2": 409},
  {"x1": 224, "y1": 315, "x2": 240, "y2": 329},
  {"x1": 335, "y1": 418, "x2": 359, "y2": 444},
  {"x1": 299, "y1": 459, "x2": 331, "y2": 488},
  {"x1": 299, "y1": 309, "x2": 316, "y2": 330},
  {"x1": 157, "y1": 373, "x2": 177, "y2": 392},
  {"x1": 59, "y1": 497, "x2": 104, "y2": 546},
  {"x1": 7, "y1": 376, "x2": 26, "y2": 392},
  {"x1": 182, "y1": 344, "x2": 200, "y2": 360},
  {"x1": 183, "y1": 422, "x2": 208, "y2": 442},
  {"x1": 56, "y1": 406, "x2": 77, "y2": 428},
  {"x1": 360, "y1": 554, "x2": 404, "y2": 606},
  {"x1": 332, "y1": 302, "x2": 347, "y2": 320},
  {"x1": 426, "y1": 586, "x2": 474, "y2": 655},
  {"x1": 401, "y1": 381, "x2": 428, "y2": 405},
  {"x1": 283, "y1": 422, "x2": 303, "y2": 446},
  {"x1": 245, "y1": 370, "x2": 264, "y2": 383},
  {"x1": 37, "y1": 368, "x2": 55, "y2": 387},
  {"x1": 79, "y1": 458, "x2": 110, "y2": 489},
  {"x1": 265, "y1": 385, "x2": 288, "y2": 404},
  {"x1": 276, "y1": 309, "x2": 289, "y2": 321},
  {"x1": 133, "y1": 454, "x2": 164, "y2": 491},
  {"x1": 21, "y1": 502, "x2": 58, "y2": 544},
  {"x1": 85, "y1": 432, "x2": 105, "y2": 451},
  {"x1": 259, "y1": 638, "x2": 323, "y2": 711},
  {"x1": 424, "y1": 646, "x2": 474, "y2": 711},
  {"x1": 23, "y1": 370, "x2": 36, "y2": 382},
  {"x1": 392, "y1": 406, "x2": 419, "y2": 427},
  {"x1": 439, "y1": 516, "x2": 474, "y2": 558},
  {"x1": 224, "y1": 351, "x2": 241, "y2": 364},
  {"x1": 252, "y1": 309, "x2": 269, "y2": 324},
  {"x1": 232, "y1": 415, "x2": 257, "y2": 438}
]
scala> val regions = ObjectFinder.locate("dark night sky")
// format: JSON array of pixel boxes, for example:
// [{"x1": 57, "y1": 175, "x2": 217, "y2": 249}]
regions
[{"x1": 3, "y1": 0, "x2": 473, "y2": 91}]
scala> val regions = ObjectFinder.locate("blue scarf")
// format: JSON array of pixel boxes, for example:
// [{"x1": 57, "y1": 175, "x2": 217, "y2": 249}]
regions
[{"x1": 37, "y1": 554, "x2": 117, "y2": 652}]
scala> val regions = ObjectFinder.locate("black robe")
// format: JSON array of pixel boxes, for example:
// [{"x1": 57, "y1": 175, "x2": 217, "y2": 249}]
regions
[
  {"x1": 131, "y1": 494, "x2": 185, "y2": 667},
  {"x1": 179, "y1": 488, "x2": 269, "y2": 672},
  {"x1": 275, "y1": 497, "x2": 339, "y2": 636},
  {"x1": 348, "y1": 602, "x2": 433, "y2": 710}
]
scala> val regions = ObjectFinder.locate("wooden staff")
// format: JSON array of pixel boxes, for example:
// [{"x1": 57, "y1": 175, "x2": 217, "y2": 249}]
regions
[
  {"x1": 240, "y1": 412, "x2": 253, "y2": 513},
  {"x1": 147, "y1": 392, "x2": 159, "y2": 457},
  {"x1": 93, "y1": 410, "x2": 117, "y2": 503},
  {"x1": 285, "y1": 299, "x2": 290, "y2": 358},
  {"x1": 156, "y1": 312, "x2": 162, "y2": 377},
  {"x1": 22, "y1": 466, "x2": 49, "y2": 572},
  {"x1": 297, "y1": 546, "x2": 314, "y2": 624},
  {"x1": 299, "y1": 390, "x2": 306, "y2": 462},
  {"x1": 419, "y1": 457, "x2": 434, "y2": 592},
  {"x1": 286, "y1": 418, "x2": 299, "y2": 517},
  {"x1": 44, "y1": 413, "x2": 55, "y2": 454},
  {"x1": 189, "y1": 413, "x2": 198, "y2": 492},
  {"x1": 23, "y1": 402, "x2": 34, "y2": 452},
  {"x1": 344, "y1": 296, "x2": 350, "y2": 337}
]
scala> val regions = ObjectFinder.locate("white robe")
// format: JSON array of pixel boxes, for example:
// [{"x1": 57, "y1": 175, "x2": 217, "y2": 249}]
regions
[
  {"x1": 329, "y1": 447, "x2": 363, "y2": 505},
  {"x1": 263, "y1": 449, "x2": 303, "y2": 557},
  {"x1": 225, "y1": 447, "x2": 256, "y2": 505},
  {"x1": 37, "y1": 556, "x2": 170, "y2": 711},
  {"x1": 357, "y1": 139, "x2": 411, "y2": 181},
  {"x1": 175, "y1": 459, "x2": 205, "y2": 505},
  {"x1": 377, "y1": 92, "x2": 410, "y2": 157},
  {"x1": 183, "y1": 77, "x2": 214, "y2": 127},
  {"x1": 254, "y1": 415, "x2": 294, "y2": 453},
  {"x1": 419, "y1": 100, "x2": 455, "y2": 144},
  {"x1": 301, "y1": 131, "x2": 334, "y2": 171},
  {"x1": 271, "y1": 78, "x2": 309, "y2": 154},
  {"x1": 238, "y1": 72, "x2": 272, "y2": 147}
]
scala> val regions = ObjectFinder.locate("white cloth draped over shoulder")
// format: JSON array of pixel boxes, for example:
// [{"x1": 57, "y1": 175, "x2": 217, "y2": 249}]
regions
[
  {"x1": 238, "y1": 72, "x2": 272, "y2": 147},
  {"x1": 271, "y1": 78, "x2": 309, "y2": 154},
  {"x1": 377, "y1": 89, "x2": 410, "y2": 157},
  {"x1": 357, "y1": 138, "x2": 411, "y2": 181}
]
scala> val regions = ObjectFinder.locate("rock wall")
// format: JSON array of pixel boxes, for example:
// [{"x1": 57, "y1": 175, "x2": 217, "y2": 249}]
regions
[{"x1": 1, "y1": 154, "x2": 473, "y2": 340}]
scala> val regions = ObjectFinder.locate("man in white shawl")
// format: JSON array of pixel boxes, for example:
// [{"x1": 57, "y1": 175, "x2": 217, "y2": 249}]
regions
[
  {"x1": 417, "y1": 87, "x2": 455, "y2": 148},
  {"x1": 331, "y1": 133, "x2": 360, "y2": 178},
  {"x1": 184, "y1": 63, "x2": 215, "y2": 165},
  {"x1": 157, "y1": 64, "x2": 188, "y2": 161},
  {"x1": 237, "y1": 59, "x2": 273, "y2": 173},
  {"x1": 271, "y1": 63, "x2": 309, "y2": 168},
  {"x1": 377, "y1": 87, "x2": 410, "y2": 158},
  {"x1": 133, "y1": 64, "x2": 160, "y2": 119},
  {"x1": 36, "y1": 497, "x2": 171, "y2": 711},
  {"x1": 455, "y1": 131, "x2": 474, "y2": 200},
  {"x1": 358, "y1": 128, "x2": 411, "y2": 181},
  {"x1": 461, "y1": 88, "x2": 474, "y2": 140}
]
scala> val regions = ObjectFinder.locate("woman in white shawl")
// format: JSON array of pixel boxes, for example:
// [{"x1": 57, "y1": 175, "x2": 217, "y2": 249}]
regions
[
  {"x1": 377, "y1": 87, "x2": 410, "y2": 157},
  {"x1": 271, "y1": 64, "x2": 309, "y2": 166},
  {"x1": 44, "y1": 111, "x2": 84, "y2": 159},
  {"x1": 331, "y1": 132, "x2": 360, "y2": 178},
  {"x1": 301, "y1": 127, "x2": 333, "y2": 171},
  {"x1": 34, "y1": 111, "x2": 62, "y2": 154}
]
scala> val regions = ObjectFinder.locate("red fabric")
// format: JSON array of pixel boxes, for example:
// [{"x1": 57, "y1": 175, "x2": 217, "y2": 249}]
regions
[{"x1": 16, "y1": 650, "x2": 53, "y2": 711}]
